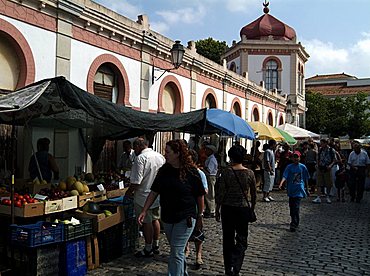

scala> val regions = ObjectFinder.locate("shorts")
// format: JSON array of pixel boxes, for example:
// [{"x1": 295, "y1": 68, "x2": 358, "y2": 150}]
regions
[
  {"x1": 316, "y1": 170, "x2": 332, "y2": 189},
  {"x1": 134, "y1": 203, "x2": 160, "y2": 224}
]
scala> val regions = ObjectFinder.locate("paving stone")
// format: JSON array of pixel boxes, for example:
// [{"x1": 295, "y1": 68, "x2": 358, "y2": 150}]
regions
[{"x1": 88, "y1": 190, "x2": 370, "y2": 275}]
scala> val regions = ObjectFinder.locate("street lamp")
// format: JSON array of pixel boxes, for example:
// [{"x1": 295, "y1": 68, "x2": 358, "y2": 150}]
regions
[{"x1": 152, "y1": 40, "x2": 185, "y2": 84}]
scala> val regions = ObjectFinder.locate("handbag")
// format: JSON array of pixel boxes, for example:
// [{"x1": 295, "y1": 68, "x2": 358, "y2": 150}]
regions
[{"x1": 232, "y1": 168, "x2": 257, "y2": 223}]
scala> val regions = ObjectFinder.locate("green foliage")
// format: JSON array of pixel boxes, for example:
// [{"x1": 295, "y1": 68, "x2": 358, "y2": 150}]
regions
[
  {"x1": 306, "y1": 91, "x2": 370, "y2": 138},
  {"x1": 195, "y1": 38, "x2": 228, "y2": 64}
]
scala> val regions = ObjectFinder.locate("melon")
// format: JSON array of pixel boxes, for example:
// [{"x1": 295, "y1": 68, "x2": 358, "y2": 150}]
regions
[
  {"x1": 83, "y1": 184, "x2": 89, "y2": 193},
  {"x1": 66, "y1": 176, "x2": 77, "y2": 190},
  {"x1": 74, "y1": 181, "x2": 84, "y2": 195},
  {"x1": 70, "y1": 190, "x2": 79, "y2": 196},
  {"x1": 58, "y1": 181, "x2": 67, "y2": 191}
]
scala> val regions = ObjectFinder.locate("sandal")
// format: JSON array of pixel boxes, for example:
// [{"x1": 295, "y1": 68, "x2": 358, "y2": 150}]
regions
[{"x1": 196, "y1": 256, "x2": 204, "y2": 265}]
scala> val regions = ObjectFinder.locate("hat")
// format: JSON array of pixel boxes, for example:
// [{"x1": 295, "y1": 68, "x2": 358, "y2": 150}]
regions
[
  {"x1": 293, "y1": 151, "x2": 301, "y2": 157},
  {"x1": 205, "y1": 145, "x2": 217, "y2": 153}
]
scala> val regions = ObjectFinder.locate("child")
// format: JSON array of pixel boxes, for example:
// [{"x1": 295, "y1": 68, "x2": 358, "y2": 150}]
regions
[
  {"x1": 279, "y1": 151, "x2": 310, "y2": 232},
  {"x1": 335, "y1": 160, "x2": 348, "y2": 202}
]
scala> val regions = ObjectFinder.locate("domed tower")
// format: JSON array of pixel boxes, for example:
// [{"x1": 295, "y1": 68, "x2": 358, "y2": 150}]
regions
[{"x1": 222, "y1": 1, "x2": 309, "y2": 127}]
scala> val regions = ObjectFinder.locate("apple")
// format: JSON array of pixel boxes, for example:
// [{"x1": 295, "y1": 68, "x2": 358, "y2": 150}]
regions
[{"x1": 14, "y1": 201, "x2": 22, "y2": 207}]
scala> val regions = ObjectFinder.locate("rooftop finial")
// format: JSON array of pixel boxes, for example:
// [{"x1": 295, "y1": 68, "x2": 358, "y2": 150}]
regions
[{"x1": 263, "y1": 0, "x2": 270, "y2": 14}]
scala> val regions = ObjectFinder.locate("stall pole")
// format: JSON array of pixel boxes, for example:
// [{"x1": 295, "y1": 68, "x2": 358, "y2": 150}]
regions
[{"x1": 10, "y1": 114, "x2": 16, "y2": 224}]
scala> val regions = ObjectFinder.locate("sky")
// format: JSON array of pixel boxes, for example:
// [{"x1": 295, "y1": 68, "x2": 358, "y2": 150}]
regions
[{"x1": 93, "y1": 0, "x2": 370, "y2": 79}]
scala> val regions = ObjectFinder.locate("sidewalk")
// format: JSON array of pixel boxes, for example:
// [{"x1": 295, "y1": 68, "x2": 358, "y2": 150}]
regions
[{"x1": 88, "y1": 190, "x2": 370, "y2": 275}]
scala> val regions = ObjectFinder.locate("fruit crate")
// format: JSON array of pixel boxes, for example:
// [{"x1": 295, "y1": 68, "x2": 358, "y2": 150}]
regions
[
  {"x1": 98, "y1": 223, "x2": 123, "y2": 263},
  {"x1": 63, "y1": 218, "x2": 93, "y2": 241},
  {"x1": 59, "y1": 239, "x2": 87, "y2": 276},
  {"x1": 10, "y1": 221, "x2": 64, "y2": 247},
  {"x1": 8, "y1": 244, "x2": 60, "y2": 276}
]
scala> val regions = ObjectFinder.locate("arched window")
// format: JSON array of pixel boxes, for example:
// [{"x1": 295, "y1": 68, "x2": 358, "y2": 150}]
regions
[
  {"x1": 0, "y1": 34, "x2": 20, "y2": 93},
  {"x1": 229, "y1": 62, "x2": 236, "y2": 73},
  {"x1": 267, "y1": 113, "x2": 273, "y2": 126},
  {"x1": 231, "y1": 102, "x2": 241, "y2": 117},
  {"x1": 93, "y1": 64, "x2": 121, "y2": 172},
  {"x1": 205, "y1": 94, "x2": 217, "y2": 109},
  {"x1": 253, "y1": 108, "x2": 259, "y2": 121},
  {"x1": 94, "y1": 65, "x2": 118, "y2": 103},
  {"x1": 265, "y1": 60, "x2": 278, "y2": 91},
  {"x1": 279, "y1": 116, "x2": 284, "y2": 126},
  {"x1": 158, "y1": 79, "x2": 183, "y2": 154}
]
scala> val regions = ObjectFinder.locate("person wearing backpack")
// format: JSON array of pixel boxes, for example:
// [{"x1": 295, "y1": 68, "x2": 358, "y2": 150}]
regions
[{"x1": 312, "y1": 138, "x2": 337, "y2": 204}]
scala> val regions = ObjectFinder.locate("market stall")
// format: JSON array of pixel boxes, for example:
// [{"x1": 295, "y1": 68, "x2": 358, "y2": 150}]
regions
[{"x1": 0, "y1": 77, "x2": 259, "y2": 275}]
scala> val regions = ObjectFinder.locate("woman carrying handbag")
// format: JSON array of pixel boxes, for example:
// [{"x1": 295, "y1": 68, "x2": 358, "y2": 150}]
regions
[{"x1": 215, "y1": 145, "x2": 257, "y2": 276}]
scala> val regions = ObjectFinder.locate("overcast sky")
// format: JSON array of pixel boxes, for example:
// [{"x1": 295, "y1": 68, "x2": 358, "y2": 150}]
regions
[{"x1": 93, "y1": 0, "x2": 370, "y2": 79}]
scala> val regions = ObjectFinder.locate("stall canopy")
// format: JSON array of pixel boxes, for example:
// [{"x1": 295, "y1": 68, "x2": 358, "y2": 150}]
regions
[
  {"x1": 206, "y1": 109, "x2": 255, "y2": 140},
  {"x1": 277, "y1": 123, "x2": 320, "y2": 139},
  {"x1": 0, "y1": 76, "x2": 211, "y2": 139}
]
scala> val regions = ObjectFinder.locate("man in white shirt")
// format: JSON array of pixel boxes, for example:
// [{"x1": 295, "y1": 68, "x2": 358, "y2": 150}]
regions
[
  {"x1": 347, "y1": 141, "x2": 370, "y2": 203},
  {"x1": 118, "y1": 140, "x2": 135, "y2": 171},
  {"x1": 126, "y1": 138, "x2": 165, "y2": 257},
  {"x1": 203, "y1": 144, "x2": 218, "y2": 218}
]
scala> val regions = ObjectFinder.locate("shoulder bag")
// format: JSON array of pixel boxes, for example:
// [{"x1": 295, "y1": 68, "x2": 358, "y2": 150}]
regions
[{"x1": 232, "y1": 168, "x2": 257, "y2": 223}]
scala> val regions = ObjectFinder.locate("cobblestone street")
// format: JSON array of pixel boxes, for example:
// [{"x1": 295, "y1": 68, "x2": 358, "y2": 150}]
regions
[{"x1": 88, "y1": 190, "x2": 370, "y2": 275}]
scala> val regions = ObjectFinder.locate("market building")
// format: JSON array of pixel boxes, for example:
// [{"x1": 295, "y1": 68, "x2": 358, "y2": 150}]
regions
[{"x1": 0, "y1": 0, "x2": 309, "y2": 179}]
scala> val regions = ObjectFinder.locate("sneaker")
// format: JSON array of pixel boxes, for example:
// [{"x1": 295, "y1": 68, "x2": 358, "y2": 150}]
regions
[
  {"x1": 312, "y1": 196, "x2": 321, "y2": 203},
  {"x1": 152, "y1": 246, "x2": 160, "y2": 255},
  {"x1": 263, "y1": 197, "x2": 270, "y2": 202},
  {"x1": 268, "y1": 196, "x2": 275, "y2": 201},
  {"x1": 134, "y1": 248, "x2": 154, "y2": 258},
  {"x1": 326, "y1": 197, "x2": 331, "y2": 204}
]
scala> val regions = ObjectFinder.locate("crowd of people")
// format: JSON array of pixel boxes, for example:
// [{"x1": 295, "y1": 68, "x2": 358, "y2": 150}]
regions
[{"x1": 116, "y1": 136, "x2": 369, "y2": 276}]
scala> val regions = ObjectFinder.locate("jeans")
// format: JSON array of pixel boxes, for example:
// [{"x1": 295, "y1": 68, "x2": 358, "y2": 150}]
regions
[
  {"x1": 163, "y1": 218, "x2": 195, "y2": 276},
  {"x1": 289, "y1": 197, "x2": 301, "y2": 229},
  {"x1": 221, "y1": 205, "x2": 249, "y2": 275}
]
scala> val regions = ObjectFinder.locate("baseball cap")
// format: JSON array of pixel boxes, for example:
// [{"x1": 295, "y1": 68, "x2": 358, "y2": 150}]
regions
[{"x1": 293, "y1": 151, "x2": 301, "y2": 157}]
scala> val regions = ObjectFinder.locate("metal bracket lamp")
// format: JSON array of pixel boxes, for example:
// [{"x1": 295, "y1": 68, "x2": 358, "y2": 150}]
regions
[{"x1": 152, "y1": 40, "x2": 185, "y2": 84}]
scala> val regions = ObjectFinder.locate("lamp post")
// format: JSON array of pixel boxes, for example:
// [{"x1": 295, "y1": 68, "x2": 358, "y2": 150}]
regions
[{"x1": 152, "y1": 40, "x2": 185, "y2": 84}]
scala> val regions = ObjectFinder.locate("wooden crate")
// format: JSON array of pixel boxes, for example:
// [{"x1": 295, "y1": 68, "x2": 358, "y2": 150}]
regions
[
  {"x1": 93, "y1": 190, "x2": 107, "y2": 202},
  {"x1": 78, "y1": 193, "x2": 94, "y2": 208},
  {"x1": 62, "y1": 195, "x2": 78, "y2": 211},
  {"x1": 86, "y1": 235, "x2": 99, "y2": 270},
  {"x1": 44, "y1": 199, "x2": 63, "y2": 214},
  {"x1": 0, "y1": 202, "x2": 44, "y2": 217}
]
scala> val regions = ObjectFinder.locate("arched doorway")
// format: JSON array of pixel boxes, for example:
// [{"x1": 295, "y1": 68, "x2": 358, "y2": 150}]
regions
[
  {"x1": 158, "y1": 80, "x2": 182, "y2": 154},
  {"x1": 90, "y1": 62, "x2": 127, "y2": 173}
]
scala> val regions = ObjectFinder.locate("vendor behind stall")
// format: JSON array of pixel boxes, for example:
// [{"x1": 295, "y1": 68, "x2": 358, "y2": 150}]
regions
[{"x1": 28, "y1": 137, "x2": 59, "y2": 182}]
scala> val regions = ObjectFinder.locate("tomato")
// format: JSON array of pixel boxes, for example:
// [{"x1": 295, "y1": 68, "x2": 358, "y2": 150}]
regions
[
  {"x1": 14, "y1": 201, "x2": 22, "y2": 207},
  {"x1": 24, "y1": 194, "x2": 31, "y2": 200},
  {"x1": 28, "y1": 199, "x2": 35, "y2": 204},
  {"x1": 17, "y1": 195, "x2": 24, "y2": 200}
]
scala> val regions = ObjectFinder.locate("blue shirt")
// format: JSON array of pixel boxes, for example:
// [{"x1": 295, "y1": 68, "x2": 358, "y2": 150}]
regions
[{"x1": 283, "y1": 163, "x2": 309, "y2": 198}]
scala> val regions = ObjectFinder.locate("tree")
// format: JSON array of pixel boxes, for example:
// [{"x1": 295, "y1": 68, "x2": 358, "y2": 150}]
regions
[
  {"x1": 306, "y1": 91, "x2": 370, "y2": 138},
  {"x1": 305, "y1": 92, "x2": 329, "y2": 134},
  {"x1": 195, "y1": 38, "x2": 228, "y2": 64}
]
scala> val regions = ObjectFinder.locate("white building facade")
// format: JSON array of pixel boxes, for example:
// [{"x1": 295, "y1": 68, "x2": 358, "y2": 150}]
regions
[{"x1": 0, "y1": 0, "x2": 308, "y2": 179}]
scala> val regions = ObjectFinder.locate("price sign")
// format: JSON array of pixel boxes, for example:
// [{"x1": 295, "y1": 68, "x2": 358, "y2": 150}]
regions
[{"x1": 97, "y1": 184, "x2": 105, "y2": 191}]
